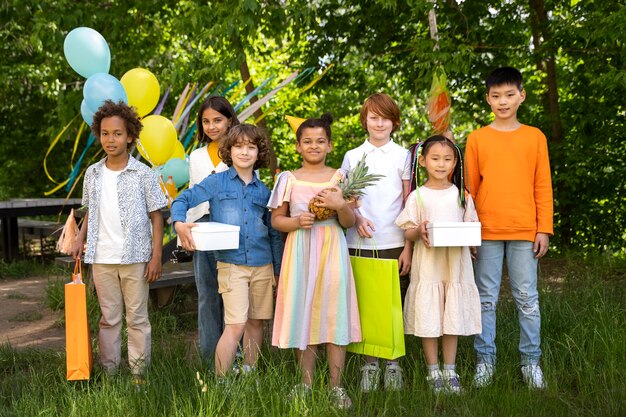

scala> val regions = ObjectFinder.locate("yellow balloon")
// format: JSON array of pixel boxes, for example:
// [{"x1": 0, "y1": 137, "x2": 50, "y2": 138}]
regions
[
  {"x1": 121, "y1": 68, "x2": 160, "y2": 118},
  {"x1": 170, "y1": 140, "x2": 186, "y2": 160},
  {"x1": 138, "y1": 115, "x2": 176, "y2": 165}
]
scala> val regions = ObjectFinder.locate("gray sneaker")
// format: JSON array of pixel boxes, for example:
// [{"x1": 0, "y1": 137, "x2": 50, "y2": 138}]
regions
[
  {"x1": 442, "y1": 369, "x2": 462, "y2": 394},
  {"x1": 384, "y1": 363, "x2": 404, "y2": 391},
  {"x1": 287, "y1": 383, "x2": 311, "y2": 402},
  {"x1": 521, "y1": 364, "x2": 546, "y2": 389},
  {"x1": 360, "y1": 362, "x2": 381, "y2": 392},
  {"x1": 330, "y1": 386, "x2": 352, "y2": 410},
  {"x1": 426, "y1": 369, "x2": 445, "y2": 394},
  {"x1": 473, "y1": 363, "x2": 494, "y2": 388}
]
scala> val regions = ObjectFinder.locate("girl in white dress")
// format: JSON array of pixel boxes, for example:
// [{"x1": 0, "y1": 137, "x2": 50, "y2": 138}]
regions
[{"x1": 396, "y1": 135, "x2": 481, "y2": 393}]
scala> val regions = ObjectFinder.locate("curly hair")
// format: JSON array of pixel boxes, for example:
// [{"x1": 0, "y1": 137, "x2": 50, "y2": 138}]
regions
[
  {"x1": 219, "y1": 124, "x2": 271, "y2": 170},
  {"x1": 91, "y1": 100, "x2": 142, "y2": 146}
]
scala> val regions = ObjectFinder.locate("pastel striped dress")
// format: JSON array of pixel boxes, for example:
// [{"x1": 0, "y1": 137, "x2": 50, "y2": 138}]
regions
[{"x1": 267, "y1": 170, "x2": 362, "y2": 349}]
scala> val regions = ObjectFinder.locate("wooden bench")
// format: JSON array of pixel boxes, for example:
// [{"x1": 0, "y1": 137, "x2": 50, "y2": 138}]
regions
[
  {"x1": 18, "y1": 219, "x2": 63, "y2": 259},
  {"x1": 54, "y1": 256, "x2": 195, "y2": 290}
]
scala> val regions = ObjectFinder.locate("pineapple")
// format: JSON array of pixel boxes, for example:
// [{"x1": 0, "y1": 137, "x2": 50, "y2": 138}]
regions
[{"x1": 308, "y1": 154, "x2": 384, "y2": 220}]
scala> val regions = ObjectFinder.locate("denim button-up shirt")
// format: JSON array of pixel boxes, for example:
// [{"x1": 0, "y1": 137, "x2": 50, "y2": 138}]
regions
[
  {"x1": 82, "y1": 156, "x2": 168, "y2": 264},
  {"x1": 170, "y1": 166, "x2": 283, "y2": 275}
]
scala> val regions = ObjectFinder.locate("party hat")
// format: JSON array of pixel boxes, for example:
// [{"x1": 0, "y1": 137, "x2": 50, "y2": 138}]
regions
[{"x1": 285, "y1": 115, "x2": 306, "y2": 134}]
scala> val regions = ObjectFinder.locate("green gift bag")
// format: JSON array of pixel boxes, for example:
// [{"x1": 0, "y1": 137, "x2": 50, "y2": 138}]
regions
[{"x1": 347, "y1": 253, "x2": 405, "y2": 360}]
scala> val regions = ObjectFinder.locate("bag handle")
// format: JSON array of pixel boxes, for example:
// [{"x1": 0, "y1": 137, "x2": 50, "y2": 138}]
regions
[
  {"x1": 354, "y1": 238, "x2": 379, "y2": 258},
  {"x1": 72, "y1": 258, "x2": 83, "y2": 284}
]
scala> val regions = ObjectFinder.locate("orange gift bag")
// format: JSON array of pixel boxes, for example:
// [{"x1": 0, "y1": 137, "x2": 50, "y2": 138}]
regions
[{"x1": 65, "y1": 260, "x2": 93, "y2": 380}]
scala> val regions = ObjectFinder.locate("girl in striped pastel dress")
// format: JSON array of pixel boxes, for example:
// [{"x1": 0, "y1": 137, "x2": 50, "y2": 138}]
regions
[{"x1": 268, "y1": 113, "x2": 361, "y2": 408}]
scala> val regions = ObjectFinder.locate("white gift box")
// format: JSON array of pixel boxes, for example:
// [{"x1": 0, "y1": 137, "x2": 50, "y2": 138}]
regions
[
  {"x1": 191, "y1": 222, "x2": 240, "y2": 251},
  {"x1": 426, "y1": 222, "x2": 482, "y2": 247}
]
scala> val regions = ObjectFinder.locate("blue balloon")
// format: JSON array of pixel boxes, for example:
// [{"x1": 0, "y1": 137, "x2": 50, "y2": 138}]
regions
[
  {"x1": 80, "y1": 100, "x2": 95, "y2": 126},
  {"x1": 158, "y1": 157, "x2": 190, "y2": 188},
  {"x1": 64, "y1": 27, "x2": 111, "y2": 78},
  {"x1": 83, "y1": 73, "x2": 128, "y2": 113}
]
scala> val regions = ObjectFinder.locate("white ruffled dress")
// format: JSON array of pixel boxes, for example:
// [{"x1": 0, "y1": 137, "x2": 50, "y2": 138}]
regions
[{"x1": 395, "y1": 185, "x2": 482, "y2": 337}]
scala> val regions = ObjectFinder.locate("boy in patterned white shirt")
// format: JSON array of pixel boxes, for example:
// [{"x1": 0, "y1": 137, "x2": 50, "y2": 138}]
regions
[{"x1": 71, "y1": 100, "x2": 167, "y2": 382}]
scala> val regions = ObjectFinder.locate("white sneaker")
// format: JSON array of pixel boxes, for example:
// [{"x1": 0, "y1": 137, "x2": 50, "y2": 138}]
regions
[
  {"x1": 330, "y1": 386, "x2": 352, "y2": 409},
  {"x1": 426, "y1": 369, "x2": 445, "y2": 394},
  {"x1": 360, "y1": 362, "x2": 381, "y2": 392},
  {"x1": 521, "y1": 364, "x2": 546, "y2": 389},
  {"x1": 287, "y1": 383, "x2": 311, "y2": 402},
  {"x1": 442, "y1": 369, "x2": 462, "y2": 394},
  {"x1": 473, "y1": 363, "x2": 494, "y2": 388},
  {"x1": 384, "y1": 363, "x2": 404, "y2": 391}
]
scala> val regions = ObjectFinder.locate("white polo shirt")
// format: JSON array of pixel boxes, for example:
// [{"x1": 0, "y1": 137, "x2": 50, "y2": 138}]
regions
[{"x1": 341, "y1": 139, "x2": 410, "y2": 250}]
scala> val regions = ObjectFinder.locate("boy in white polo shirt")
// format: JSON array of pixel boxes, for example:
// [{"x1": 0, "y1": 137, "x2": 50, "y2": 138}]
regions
[{"x1": 341, "y1": 93, "x2": 412, "y2": 391}]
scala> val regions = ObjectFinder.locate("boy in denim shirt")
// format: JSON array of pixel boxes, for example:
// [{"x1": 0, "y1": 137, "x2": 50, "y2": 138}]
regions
[{"x1": 171, "y1": 124, "x2": 283, "y2": 377}]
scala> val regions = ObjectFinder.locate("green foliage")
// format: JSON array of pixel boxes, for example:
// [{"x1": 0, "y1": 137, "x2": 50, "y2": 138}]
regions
[{"x1": 0, "y1": 0, "x2": 624, "y2": 251}]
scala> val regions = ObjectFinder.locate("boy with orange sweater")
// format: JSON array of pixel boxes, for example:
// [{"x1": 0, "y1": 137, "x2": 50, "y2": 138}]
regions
[{"x1": 465, "y1": 67, "x2": 553, "y2": 389}]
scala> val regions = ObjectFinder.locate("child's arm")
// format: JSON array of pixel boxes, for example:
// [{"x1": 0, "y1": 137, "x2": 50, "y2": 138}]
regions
[
  {"x1": 314, "y1": 187, "x2": 356, "y2": 228},
  {"x1": 70, "y1": 212, "x2": 88, "y2": 259},
  {"x1": 145, "y1": 210, "x2": 163, "y2": 282},
  {"x1": 404, "y1": 221, "x2": 430, "y2": 248},
  {"x1": 265, "y1": 208, "x2": 284, "y2": 277},
  {"x1": 398, "y1": 240, "x2": 413, "y2": 275},
  {"x1": 402, "y1": 179, "x2": 411, "y2": 202},
  {"x1": 534, "y1": 233, "x2": 549, "y2": 259},
  {"x1": 170, "y1": 175, "x2": 217, "y2": 251},
  {"x1": 271, "y1": 202, "x2": 315, "y2": 232},
  {"x1": 534, "y1": 133, "x2": 553, "y2": 259},
  {"x1": 464, "y1": 134, "x2": 479, "y2": 200},
  {"x1": 354, "y1": 211, "x2": 376, "y2": 238}
]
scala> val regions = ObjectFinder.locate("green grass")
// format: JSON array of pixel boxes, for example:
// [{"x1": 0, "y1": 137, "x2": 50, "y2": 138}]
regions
[
  {"x1": 0, "y1": 259, "x2": 62, "y2": 279},
  {"x1": 8, "y1": 311, "x2": 43, "y2": 322},
  {"x1": 0, "y1": 253, "x2": 625, "y2": 416}
]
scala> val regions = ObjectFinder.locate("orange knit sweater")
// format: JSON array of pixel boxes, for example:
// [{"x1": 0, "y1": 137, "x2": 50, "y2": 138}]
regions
[{"x1": 464, "y1": 125, "x2": 553, "y2": 241}]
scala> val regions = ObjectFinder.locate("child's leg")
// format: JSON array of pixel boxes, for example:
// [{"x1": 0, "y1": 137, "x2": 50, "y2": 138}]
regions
[
  {"x1": 244, "y1": 263, "x2": 275, "y2": 369},
  {"x1": 473, "y1": 240, "x2": 505, "y2": 366},
  {"x1": 297, "y1": 345, "x2": 318, "y2": 386},
  {"x1": 441, "y1": 334, "x2": 458, "y2": 366},
  {"x1": 118, "y1": 263, "x2": 151, "y2": 375},
  {"x1": 215, "y1": 262, "x2": 252, "y2": 376},
  {"x1": 92, "y1": 264, "x2": 124, "y2": 373},
  {"x1": 326, "y1": 344, "x2": 347, "y2": 388},
  {"x1": 243, "y1": 318, "x2": 263, "y2": 368},
  {"x1": 193, "y1": 247, "x2": 223, "y2": 363},
  {"x1": 215, "y1": 323, "x2": 246, "y2": 376},
  {"x1": 422, "y1": 337, "x2": 439, "y2": 366},
  {"x1": 505, "y1": 241, "x2": 541, "y2": 366},
  {"x1": 441, "y1": 335, "x2": 461, "y2": 392}
]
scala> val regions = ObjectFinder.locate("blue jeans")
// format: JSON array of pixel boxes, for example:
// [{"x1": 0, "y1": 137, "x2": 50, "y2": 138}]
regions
[
  {"x1": 473, "y1": 240, "x2": 541, "y2": 366},
  {"x1": 193, "y1": 216, "x2": 224, "y2": 363}
]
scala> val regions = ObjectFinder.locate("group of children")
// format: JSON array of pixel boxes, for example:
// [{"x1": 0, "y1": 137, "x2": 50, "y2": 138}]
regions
[{"x1": 72, "y1": 66, "x2": 553, "y2": 407}]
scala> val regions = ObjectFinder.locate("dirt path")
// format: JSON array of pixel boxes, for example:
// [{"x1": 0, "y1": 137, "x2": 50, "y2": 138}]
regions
[{"x1": 0, "y1": 276, "x2": 65, "y2": 351}]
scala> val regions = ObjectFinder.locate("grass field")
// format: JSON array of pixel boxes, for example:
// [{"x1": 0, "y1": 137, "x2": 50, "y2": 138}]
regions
[{"x1": 1, "y1": 253, "x2": 625, "y2": 416}]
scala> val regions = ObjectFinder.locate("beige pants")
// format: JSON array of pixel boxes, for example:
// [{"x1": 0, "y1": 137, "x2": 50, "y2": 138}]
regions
[{"x1": 92, "y1": 263, "x2": 150, "y2": 375}]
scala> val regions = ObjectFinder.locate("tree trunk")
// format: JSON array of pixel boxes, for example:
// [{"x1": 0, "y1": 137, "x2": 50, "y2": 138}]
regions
[
  {"x1": 238, "y1": 57, "x2": 278, "y2": 175},
  {"x1": 529, "y1": 0, "x2": 563, "y2": 143}
]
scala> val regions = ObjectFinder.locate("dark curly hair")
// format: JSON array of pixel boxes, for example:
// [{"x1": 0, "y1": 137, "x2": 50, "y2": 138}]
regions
[
  {"x1": 296, "y1": 113, "x2": 333, "y2": 142},
  {"x1": 219, "y1": 124, "x2": 271, "y2": 170},
  {"x1": 91, "y1": 100, "x2": 142, "y2": 147},
  {"x1": 196, "y1": 95, "x2": 240, "y2": 144}
]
